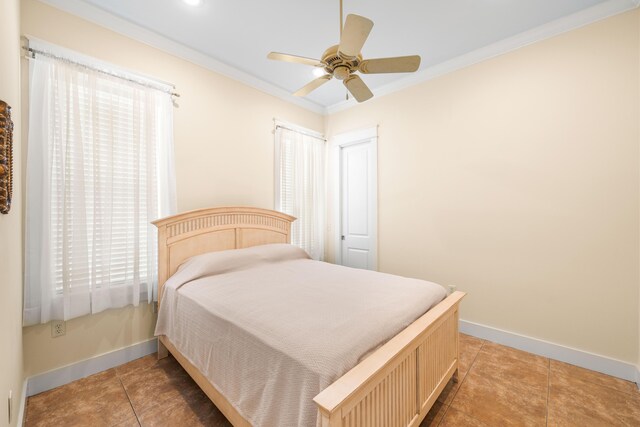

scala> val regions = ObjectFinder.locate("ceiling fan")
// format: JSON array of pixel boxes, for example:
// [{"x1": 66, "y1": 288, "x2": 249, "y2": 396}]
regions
[{"x1": 267, "y1": 0, "x2": 421, "y2": 103}]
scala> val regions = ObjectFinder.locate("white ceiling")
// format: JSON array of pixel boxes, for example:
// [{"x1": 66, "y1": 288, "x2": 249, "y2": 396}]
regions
[{"x1": 46, "y1": 0, "x2": 635, "y2": 110}]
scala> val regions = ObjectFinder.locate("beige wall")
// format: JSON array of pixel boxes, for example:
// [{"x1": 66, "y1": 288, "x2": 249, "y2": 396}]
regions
[
  {"x1": 326, "y1": 10, "x2": 640, "y2": 364},
  {"x1": 0, "y1": 0, "x2": 24, "y2": 424},
  {"x1": 22, "y1": 305, "x2": 156, "y2": 376},
  {"x1": 21, "y1": 0, "x2": 323, "y2": 376},
  {"x1": 19, "y1": 0, "x2": 640, "y2": 376}
]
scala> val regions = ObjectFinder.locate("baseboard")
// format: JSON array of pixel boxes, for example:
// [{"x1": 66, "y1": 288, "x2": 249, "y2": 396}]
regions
[
  {"x1": 459, "y1": 320, "x2": 637, "y2": 383},
  {"x1": 26, "y1": 338, "x2": 157, "y2": 397},
  {"x1": 16, "y1": 378, "x2": 27, "y2": 426},
  {"x1": 21, "y1": 326, "x2": 640, "y2": 398}
]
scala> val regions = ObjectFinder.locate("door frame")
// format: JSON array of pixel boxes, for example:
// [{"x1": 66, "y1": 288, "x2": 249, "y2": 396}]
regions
[{"x1": 331, "y1": 126, "x2": 378, "y2": 270}]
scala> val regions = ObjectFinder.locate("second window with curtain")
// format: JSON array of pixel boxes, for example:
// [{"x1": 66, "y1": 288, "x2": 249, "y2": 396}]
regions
[{"x1": 275, "y1": 125, "x2": 325, "y2": 261}]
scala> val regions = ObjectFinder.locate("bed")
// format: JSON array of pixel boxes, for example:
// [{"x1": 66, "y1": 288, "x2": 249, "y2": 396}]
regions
[{"x1": 153, "y1": 207, "x2": 465, "y2": 427}]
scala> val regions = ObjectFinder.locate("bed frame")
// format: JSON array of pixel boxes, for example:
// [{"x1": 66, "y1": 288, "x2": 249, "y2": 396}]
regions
[{"x1": 153, "y1": 206, "x2": 465, "y2": 427}]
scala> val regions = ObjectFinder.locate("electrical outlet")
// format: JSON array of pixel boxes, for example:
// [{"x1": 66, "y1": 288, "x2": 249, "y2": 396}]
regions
[
  {"x1": 7, "y1": 390, "x2": 12, "y2": 424},
  {"x1": 51, "y1": 320, "x2": 66, "y2": 338}
]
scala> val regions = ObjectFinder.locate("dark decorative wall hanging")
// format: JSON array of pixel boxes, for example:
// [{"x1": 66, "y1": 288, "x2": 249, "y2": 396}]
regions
[{"x1": 0, "y1": 100, "x2": 13, "y2": 214}]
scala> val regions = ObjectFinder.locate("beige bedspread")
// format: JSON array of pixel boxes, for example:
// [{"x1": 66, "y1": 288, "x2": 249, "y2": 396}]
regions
[{"x1": 155, "y1": 244, "x2": 447, "y2": 427}]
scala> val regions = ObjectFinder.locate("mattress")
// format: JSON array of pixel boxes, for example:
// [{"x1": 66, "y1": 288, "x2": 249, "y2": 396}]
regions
[{"x1": 155, "y1": 244, "x2": 447, "y2": 427}]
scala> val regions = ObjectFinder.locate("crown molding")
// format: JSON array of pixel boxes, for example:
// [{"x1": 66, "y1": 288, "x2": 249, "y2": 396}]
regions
[
  {"x1": 36, "y1": 0, "x2": 326, "y2": 115},
  {"x1": 326, "y1": 0, "x2": 640, "y2": 115},
  {"x1": 37, "y1": 0, "x2": 638, "y2": 117}
]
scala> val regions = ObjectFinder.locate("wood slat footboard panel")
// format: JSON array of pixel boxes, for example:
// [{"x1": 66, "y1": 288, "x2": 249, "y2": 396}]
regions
[
  {"x1": 418, "y1": 309, "x2": 459, "y2": 413},
  {"x1": 315, "y1": 292, "x2": 464, "y2": 427},
  {"x1": 342, "y1": 351, "x2": 417, "y2": 427}
]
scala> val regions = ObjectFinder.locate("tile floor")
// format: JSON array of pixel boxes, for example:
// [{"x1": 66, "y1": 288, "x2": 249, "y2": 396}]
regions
[{"x1": 25, "y1": 334, "x2": 640, "y2": 426}]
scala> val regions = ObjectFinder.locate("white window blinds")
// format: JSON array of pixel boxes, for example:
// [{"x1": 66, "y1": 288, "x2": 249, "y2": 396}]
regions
[
  {"x1": 24, "y1": 43, "x2": 176, "y2": 326},
  {"x1": 274, "y1": 125, "x2": 325, "y2": 260}
]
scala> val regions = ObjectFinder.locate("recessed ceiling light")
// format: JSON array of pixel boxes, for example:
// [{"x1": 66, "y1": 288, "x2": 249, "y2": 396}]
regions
[{"x1": 183, "y1": 0, "x2": 202, "y2": 6}]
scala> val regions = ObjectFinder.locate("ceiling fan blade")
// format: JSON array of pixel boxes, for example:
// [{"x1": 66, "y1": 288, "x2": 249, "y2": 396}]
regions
[
  {"x1": 338, "y1": 14, "x2": 374, "y2": 58},
  {"x1": 359, "y1": 55, "x2": 421, "y2": 74},
  {"x1": 267, "y1": 52, "x2": 324, "y2": 67},
  {"x1": 293, "y1": 75, "x2": 332, "y2": 97},
  {"x1": 343, "y1": 75, "x2": 373, "y2": 103}
]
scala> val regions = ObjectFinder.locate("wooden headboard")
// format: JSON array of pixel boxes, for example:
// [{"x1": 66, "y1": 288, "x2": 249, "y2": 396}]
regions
[{"x1": 152, "y1": 206, "x2": 295, "y2": 304}]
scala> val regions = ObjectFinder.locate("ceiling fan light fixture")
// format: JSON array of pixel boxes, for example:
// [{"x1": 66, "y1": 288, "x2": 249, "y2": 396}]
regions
[
  {"x1": 333, "y1": 66, "x2": 350, "y2": 80},
  {"x1": 312, "y1": 67, "x2": 326, "y2": 77}
]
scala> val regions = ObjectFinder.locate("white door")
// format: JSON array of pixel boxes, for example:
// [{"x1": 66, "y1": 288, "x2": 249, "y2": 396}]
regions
[{"x1": 339, "y1": 134, "x2": 377, "y2": 270}]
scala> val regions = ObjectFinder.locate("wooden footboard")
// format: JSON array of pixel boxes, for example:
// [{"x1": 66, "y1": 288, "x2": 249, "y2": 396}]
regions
[{"x1": 314, "y1": 291, "x2": 465, "y2": 427}]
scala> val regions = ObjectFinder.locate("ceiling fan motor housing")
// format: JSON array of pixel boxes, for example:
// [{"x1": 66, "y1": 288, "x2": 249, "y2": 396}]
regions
[{"x1": 322, "y1": 45, "x2": 361, "y2": 79}]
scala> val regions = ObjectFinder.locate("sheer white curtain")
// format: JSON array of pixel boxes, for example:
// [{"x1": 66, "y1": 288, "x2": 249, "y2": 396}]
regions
[
  {"x1": 275, "y1": 125, "x2": 325, "y2": 260},
  {"x1": 24, "y1": 47, "x2": 176, "y2": 326}
]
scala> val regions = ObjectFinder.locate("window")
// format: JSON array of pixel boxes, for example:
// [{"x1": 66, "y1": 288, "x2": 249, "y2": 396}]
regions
[
  {"x1": 274, "y1": 123, "x2": 325, "y2": 260},
  {"x1": 24, "y1": 42, "x2": 176, "y2": 325}
]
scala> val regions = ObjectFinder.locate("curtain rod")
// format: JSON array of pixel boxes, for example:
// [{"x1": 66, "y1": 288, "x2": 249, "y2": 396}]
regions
[
  {"x1": 274, "y1": 124, "x2": 326, "y2": 141},
  {"x1": 25, "y1": 47, "x2": 181, "y2": 99}
]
